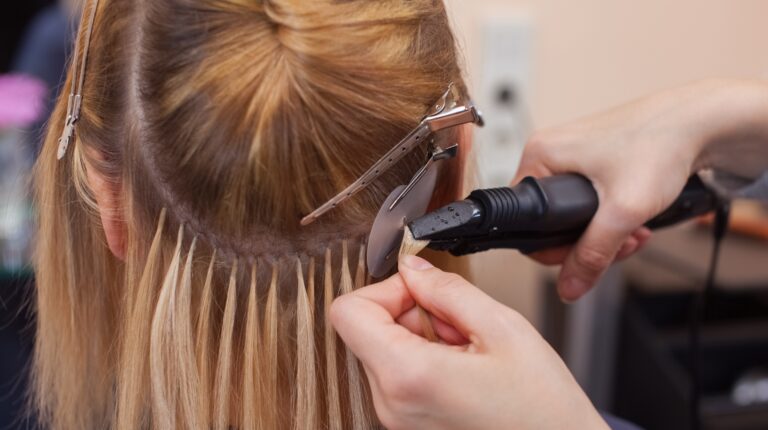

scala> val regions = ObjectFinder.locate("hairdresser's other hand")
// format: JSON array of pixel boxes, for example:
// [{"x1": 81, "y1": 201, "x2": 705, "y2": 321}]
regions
[
  {"x1": 330, "y1": 256, "x2": 608, "y2": 430},
  {"x1": 514, "y1": 79, "x2": 768, "y2": 301}
]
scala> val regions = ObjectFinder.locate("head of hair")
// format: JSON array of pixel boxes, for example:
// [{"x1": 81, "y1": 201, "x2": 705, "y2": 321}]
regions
[{"x1": 33, "y1": 0, "x2": 465, "y2": 428}]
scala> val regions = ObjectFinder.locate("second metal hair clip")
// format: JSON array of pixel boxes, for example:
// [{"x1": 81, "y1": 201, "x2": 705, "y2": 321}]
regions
[{"x1": 57, "y1": 0, "x2": 100, "y2": 160}]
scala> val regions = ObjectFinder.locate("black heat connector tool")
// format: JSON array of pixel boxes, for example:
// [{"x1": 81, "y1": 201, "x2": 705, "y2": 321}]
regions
[{"x1": 408, "y1": 173, "x2": 718, "y2": 256}]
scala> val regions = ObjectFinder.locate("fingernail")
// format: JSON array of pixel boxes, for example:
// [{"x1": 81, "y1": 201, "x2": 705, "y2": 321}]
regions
[
  {"x1": 560, "y1": 278, "x2": 588, "y2": 303},
  {"x1": 401, "y1": 255, "x2": 434, "y2": 271}
]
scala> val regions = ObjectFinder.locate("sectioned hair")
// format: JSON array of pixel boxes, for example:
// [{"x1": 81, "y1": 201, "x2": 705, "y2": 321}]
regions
[{"x1": 32, "y1": 0, "x2": 465, "y2": 428}]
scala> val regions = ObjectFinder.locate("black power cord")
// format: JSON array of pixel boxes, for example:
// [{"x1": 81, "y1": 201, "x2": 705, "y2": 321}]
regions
[{"x1": 689, "y1": 201, "x2": 731, "y2": 430}]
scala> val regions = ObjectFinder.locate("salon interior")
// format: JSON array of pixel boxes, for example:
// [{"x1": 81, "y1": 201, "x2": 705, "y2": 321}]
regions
[{"x1": 3, "y1": 1, "x2": 768, "y2": 429}]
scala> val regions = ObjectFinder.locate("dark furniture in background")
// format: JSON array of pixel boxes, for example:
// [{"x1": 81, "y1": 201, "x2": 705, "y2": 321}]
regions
[
  {"x1": 542, "y1": 223, "x2": 768, "y2": 430},
  {"x1": 615, "y1": 288, "x2": 768, "y2": 430},
  {"x1": 614, "y1": 225, "x2": 768, "y2": 430}
]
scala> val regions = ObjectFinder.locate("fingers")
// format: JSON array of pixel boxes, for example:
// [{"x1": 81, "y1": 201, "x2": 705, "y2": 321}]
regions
[
  {"x1": 341, "y1": 273, "x2": 416, "y2": 317},
  {"x1": 529, "y1": 227, "x2": 653, "y2": 302},
  {"x1": 529, "y1": 227, "x2": 652, "y2": 266},
  {"x1": 398, "y1": 255, "x2": 515, "y2": 348},
  {"x1": 615, "y1": 228, "x2": 652, "y2": 260},
  {"x1": 557, "y1": 208, "x2": 636, "y2": 301},
  {"x1": 635, "y1": 227, "x2": 653, "y2": 247},
  {"x1": 330, "y1": 274, "x2": 427, "y2": 369},
  {"x1": 615, "y1": 236, "x2": 639, "y2": 260},
  {"x1": 514, "y1": 129, "x2": 578, "y2": 185},
  {"x1": 527, "y1": 245, "x2": 572, "y2": 266},
  {"x1": 396, "y1": 308, "x2": 469, "y2": 345},
  {"x1": 512, "y1": 160, "x2": 553, "y2": 186}
]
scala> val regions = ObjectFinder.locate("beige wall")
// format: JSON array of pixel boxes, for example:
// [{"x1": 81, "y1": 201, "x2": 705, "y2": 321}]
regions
[{"x1": 444, "y1": 0, "x2": 768, "y2": 324}]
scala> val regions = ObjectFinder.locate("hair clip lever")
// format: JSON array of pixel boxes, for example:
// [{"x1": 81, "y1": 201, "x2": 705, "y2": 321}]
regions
[
  {"x1": 57, "y1": 95, "x2": 82, "y2": 160},
  {"x1": 388, "y1": 143, "x2": 459, "y2": 210}
]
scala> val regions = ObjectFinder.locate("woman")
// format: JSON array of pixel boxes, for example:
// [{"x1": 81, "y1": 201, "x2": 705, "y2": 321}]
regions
[
  {"x1": 33, "y1": 0, "x2": 470, "y2": 428},
  {"x1": 333, "y1": 79, "x2": 768, "y2": 430}
]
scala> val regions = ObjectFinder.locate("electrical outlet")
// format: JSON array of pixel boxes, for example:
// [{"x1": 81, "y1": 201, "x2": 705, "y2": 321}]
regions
[{"x1": 474, "y1": 16, "x2": 533, "y2": 187}]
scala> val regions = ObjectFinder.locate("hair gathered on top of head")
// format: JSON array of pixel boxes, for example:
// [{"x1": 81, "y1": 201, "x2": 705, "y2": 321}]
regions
[
  {"x1": 32, "y1": 0, "x2": 465, "y2": 428},
  {"x1": 128, "y1": 0, "x2": 463, "y2": 264}
]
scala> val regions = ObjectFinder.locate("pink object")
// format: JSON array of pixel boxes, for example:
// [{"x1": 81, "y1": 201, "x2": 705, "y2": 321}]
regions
[{"x1": 0, "y1": 74, "x2": 48, "y2": 129}]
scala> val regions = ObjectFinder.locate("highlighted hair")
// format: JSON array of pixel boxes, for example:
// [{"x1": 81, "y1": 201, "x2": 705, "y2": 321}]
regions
[{"x1": 32, "y1": 0, "x2": 464, "y2": 428}]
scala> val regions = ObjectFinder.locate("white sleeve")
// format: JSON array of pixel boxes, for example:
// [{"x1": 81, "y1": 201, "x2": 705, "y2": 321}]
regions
[{"x1": 701, "y1": 170, "x2": 768, "y2": 201}]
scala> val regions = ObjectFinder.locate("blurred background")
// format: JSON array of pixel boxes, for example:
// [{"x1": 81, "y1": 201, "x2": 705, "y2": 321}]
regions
[
  {"x1": 2, "y1": 0, "x2": 768, "y2": 429},
  {"x1": 2, "y1": 1, "x2": 71, "y2": 429},
  {"x1": 445, "y1": 1, "x2": 768, "y2": 429}
]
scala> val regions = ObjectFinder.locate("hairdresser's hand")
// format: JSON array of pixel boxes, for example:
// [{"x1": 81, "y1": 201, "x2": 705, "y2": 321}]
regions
[
  {"x1": 330, "y1": 256, "x2": 608, "y2": 430},
  {"x1": 515, "y1": 79, "x2": 768, "y2": 301}
]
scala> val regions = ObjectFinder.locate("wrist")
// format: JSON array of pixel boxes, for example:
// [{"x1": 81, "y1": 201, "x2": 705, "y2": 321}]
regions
[{"x1": 691, "y1": 79, "x2": 768, "y2": 173}]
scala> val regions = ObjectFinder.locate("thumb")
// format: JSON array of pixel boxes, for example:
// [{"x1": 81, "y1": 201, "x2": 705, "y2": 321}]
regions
[
  {"x1": 398, "y1": 255, "x2": 512, "y2": 347},
  {"x1": 558, "y1": 207, "x2": 635, "y2": 301}
]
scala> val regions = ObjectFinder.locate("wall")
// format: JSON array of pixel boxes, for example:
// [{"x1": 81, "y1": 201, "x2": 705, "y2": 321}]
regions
[{"x1": 444, "y1": 0, "x2": 768, "y2": 325}]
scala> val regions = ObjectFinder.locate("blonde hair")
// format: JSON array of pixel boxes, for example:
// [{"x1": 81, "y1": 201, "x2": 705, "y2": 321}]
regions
[{"x1": 32, "y1": 0, "x2": 464, "y2": 428}]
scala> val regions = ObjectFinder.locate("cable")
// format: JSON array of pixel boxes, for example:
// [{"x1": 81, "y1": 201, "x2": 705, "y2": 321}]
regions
[{"x1": 688, "y1": 201, "x2": 730, "y2": 430}]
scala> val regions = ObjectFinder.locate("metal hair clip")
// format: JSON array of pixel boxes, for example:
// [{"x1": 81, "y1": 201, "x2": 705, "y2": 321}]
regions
[
  {"x1": 57, "y1": 0, "x2": 100, "y2": 160},
  {"x1": 388, "y1": 143, "x2": 458, "y2": 210},
  {"x1": 300, "y1": 83, "x2": 483, "y2": 226}
]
